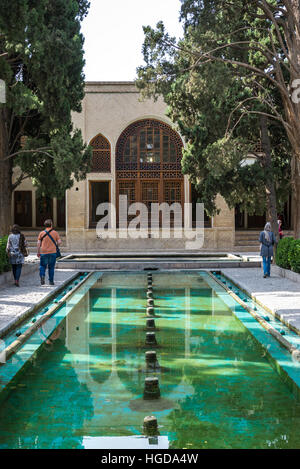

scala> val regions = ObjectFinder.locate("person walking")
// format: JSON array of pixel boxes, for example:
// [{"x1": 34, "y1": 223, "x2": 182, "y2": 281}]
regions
[
  {"x1": 259, "y1": 222, "x2": 275, "y2": 278},
  {"x1": 278, "y1": 219, "x2": 284, "y2": 240},
  {"x1": 37, "y1": 219, "x2": 61, "y2": 286},
  {"x1": 6, "y1": 225, "x2": 28, "y2": 286}
]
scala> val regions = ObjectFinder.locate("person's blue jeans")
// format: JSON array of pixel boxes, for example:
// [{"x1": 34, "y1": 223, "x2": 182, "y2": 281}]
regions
[
  {"x1": 262, "y1": 256, "x2": 271, "y2": 276},
  {"x1": 12, "y1": 264, "x2": 22, "y2": 281},
  {"x1": 40, "y1": 254, "x2": 57, "y2": 282}
]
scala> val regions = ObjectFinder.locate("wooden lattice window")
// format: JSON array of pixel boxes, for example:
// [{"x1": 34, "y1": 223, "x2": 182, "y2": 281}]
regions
[
  {"x1": 141, "y1": 182, "x2": 159, "y2": 210},
  {"x1": 90, "y1": 134, "x2": 111, "y2": 173},
  {"x1": 116, "y1": 120, "x2": 184, "y2": 227},
  {"x1": 164, "y1": 181, "x2": 183, "y2": 227},
  {"x1": 164, "y1": 181, "x2": 182, "y2": 204},
  {"x1": 118, "y1": 181, "x2": 136, "y2": 205},
  {"x1": 118, "y1": 181, "x2": 136, "y2": 225},
  {"x1": 252, "y1": 141, "x2": 263, "y2": 154},
  {"x1": 116, "y1": 119, "x2": 183, "y2": 173}
]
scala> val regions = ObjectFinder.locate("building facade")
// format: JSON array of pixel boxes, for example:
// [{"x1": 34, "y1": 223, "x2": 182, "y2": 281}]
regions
[{"x1": 12, "y1": 82, "x2": 249, "y2": 252}]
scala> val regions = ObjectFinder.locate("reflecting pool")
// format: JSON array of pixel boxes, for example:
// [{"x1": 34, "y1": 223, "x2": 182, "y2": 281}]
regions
[{"x1": 0, "y1": 272, "x2": 300, "y2": 449}]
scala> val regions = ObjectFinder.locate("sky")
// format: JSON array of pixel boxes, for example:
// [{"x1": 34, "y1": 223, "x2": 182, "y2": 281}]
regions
[{"x1": 81, "y1": 0, "x2": 183, "y2": 82}]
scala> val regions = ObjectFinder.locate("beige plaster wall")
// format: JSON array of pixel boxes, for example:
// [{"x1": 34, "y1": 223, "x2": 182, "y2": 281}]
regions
[{"x1": 11, "y1": 82, "x2": 235, "y2": 250}]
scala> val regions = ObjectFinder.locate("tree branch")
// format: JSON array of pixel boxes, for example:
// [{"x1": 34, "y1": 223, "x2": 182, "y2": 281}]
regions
[
  {"x1": 0, "y1": 148, "x2": 54, "y2": 162},
  {"x1": 259, "y1": 0, "x2": 291, "y2": 62},
  {"x1": 198, "y1": 52, "x2": 291, "y2": 102},
  {"x1": 226, "y1": 97, "x2": 261, "y2": 136},
  {"x1": 11, "y1": 173, "x2": 30, "y2": 191}
]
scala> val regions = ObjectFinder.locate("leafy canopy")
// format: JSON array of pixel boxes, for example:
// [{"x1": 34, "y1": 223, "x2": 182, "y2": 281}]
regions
[
  {"x1": 136, "y1": 1, "x2": 291, "y2": 216},
  {"x1": 0, "y1": 0, "x2": 92, "y2": 198}
]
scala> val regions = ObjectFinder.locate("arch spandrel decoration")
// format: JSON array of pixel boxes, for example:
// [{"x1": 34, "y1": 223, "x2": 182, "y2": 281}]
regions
[{"x1": 90, "y1": 133, "x2": 111, "y2": 173}]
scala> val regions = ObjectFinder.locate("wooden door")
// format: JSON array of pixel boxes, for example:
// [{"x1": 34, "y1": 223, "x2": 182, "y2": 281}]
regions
[
  {"x1": 57, "y1": 196, "x2": 66, "y2": 228},
  {"x1": 117, "y1": 181, "x2": 137, "y2": 227},
  {"x1": 14, "y1": 191, "x2": 32, "y2": 227},
  {"x1": 163, "y1": 180, "x2": 184, "y2": 227},
  {"x1": 141, "y1": 181, "x2": 159, "y2": 227},
  {"x1": 36, "y1": 196, "x2": 53, "y2": 227},
  {"x1": 247, "y1": 213, "x2": 266, "y2": 229}
]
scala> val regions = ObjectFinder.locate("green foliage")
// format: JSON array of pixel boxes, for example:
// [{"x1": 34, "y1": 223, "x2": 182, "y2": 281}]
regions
[
  {"x1": 0, "y1": 0, "x2": 92, "y2": 198},
  {"x1": 136, "y1": 0, "x2": 291, "y2": 217},
  {"x1": 275, "y1": 237, "x2": 294, "y2": 270},
  {"x1": 289, "y1": 240, "x2": 300, "y2": 274},
  {"x1": 0, "y1": 236, "x2": 10, "y2": 274},
  {"x1": 276, "y1": 237, "x2": 300, "y2": 274}
]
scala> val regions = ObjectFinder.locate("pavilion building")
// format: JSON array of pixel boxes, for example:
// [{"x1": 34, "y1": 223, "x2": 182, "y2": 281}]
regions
[{"x1": 11, "y1": 82, "x2": 292, "y2": 252}]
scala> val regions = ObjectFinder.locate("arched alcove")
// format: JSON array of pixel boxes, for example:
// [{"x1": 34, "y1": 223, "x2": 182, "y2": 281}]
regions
[
  {"x1": 115, "y1": 119, "x2": 184, "y2": 226},
  {"x1": 90, "y1": 133, "x2": 111, "y2": 173}
]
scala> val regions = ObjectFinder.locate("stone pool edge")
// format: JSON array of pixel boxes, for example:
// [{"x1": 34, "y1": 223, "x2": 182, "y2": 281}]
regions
[
  {"x1": 207, "y1": 271, "x2": 300, "y2": 402},
  {"x1": 0, "y1": 271, "x2": 80, "y2": 340},
  {"x1": 0, "y1": 272, "x2": 102, "y2": 406},
  {"x1": 220, "y1": 270, "x2": 300, "y2": 338}
]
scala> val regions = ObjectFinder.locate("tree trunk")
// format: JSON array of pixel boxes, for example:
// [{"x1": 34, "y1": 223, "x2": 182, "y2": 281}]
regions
[
  {"x1": 260, "y1": 115, "x2": 278, "y2": 249},
  {"x1": 292, "y1": 155, "x2": 300, "y2": 238},
  {"x1": 289, "y1": 1, "x2": 300, "y2": 239},
  {"x1": 0, "y1": 108, "x2": 13, "y2": 237}
]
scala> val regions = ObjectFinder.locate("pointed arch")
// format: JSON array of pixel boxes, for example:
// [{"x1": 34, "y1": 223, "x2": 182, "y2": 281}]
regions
[{"x1": 90, "y1": 133, "x2": 111, "y2": 173}]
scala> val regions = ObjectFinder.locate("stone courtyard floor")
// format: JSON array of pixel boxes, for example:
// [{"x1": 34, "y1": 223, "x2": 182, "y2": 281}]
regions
[
  {"x1": 1, "y1": 262, "x2": 300, "y2": 340},
  {"x1": 0, "y1": 267, "x2": 76, "y2": 337},
  {"x1": 223, "y1": 267, "x2": 300, "y2": 335}
]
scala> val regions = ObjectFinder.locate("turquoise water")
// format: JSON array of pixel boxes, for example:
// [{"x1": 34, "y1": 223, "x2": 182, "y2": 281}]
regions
[
  {"x1": 213, "y1": 271, "x2": 300, "y2": 351},
  {"x1": 1, "y1": 271, "x2": 300, "y2": 449}
]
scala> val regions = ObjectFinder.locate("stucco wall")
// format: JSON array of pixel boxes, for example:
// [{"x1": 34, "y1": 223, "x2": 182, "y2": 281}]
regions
[{"x1": 12, "y1": 82, "x2": 235, "y2": 251}]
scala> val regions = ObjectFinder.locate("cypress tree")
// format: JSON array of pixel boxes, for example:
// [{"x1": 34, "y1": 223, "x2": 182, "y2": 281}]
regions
[{"x1": 0, "y1": 0, "x2": 92, "y2": 235}]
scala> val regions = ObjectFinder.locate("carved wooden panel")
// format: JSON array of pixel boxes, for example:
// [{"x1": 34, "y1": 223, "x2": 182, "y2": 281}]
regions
[
  {"x1": 118, "y1": 181, "x2": 135, "y2": 200},
  {"x1": 117, "y1": 181, "x2": 137, "y2": 226},
  {"x1": 116, "y1": 119, "x2": 183, "y2": 172},
  {"x1": 141, "y1": 182, "x2": 159, "y2": 206},
  {"x1": 116, "y1": 119, "x2": 184, "y2": 226},
  {"x1": 140, "y1": 171, "x2": 161, "y2": 179},
  {"x1": 90, "y1": 134, "x2": 111, "y2": 173},
  {"x1": 164, "y1": 181, "x2": 182, "y2": 204}
]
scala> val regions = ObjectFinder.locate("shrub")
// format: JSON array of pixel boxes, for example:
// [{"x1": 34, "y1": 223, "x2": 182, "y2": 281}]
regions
[
  {"x1": 289, "y1": 239, "x2": 300, "y2": 274},
  {"x1": 0, "y1": 236, "x2": 10, "y2": 274},
  {"x1": 275, "y1": 237, "x2": 294, "y2": 270}
]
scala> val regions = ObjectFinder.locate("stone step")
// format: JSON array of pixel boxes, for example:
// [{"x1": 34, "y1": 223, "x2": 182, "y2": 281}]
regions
[
  {"x1": 22, "y1": 231, "x2": 66, "y2": 235},
  {"x1": 235, "y1": 233, "x2": 260, "y2": 238},
  {"x1": 235, "y1": 240, "x2": 260, "y2": 246},
  {"x1": 24, "y1": 231, "x2": 66, "y2": 249},
  {"x1": 236, "y1": 230, "x2": 293, "y2": 239},
  {"x1": 235, "y1": 230, "x2": 261, "y2": 235},
  {"x1": 234, "y1": 246, "x2": 260, "y2": 252},
  {"x1": 235, "y1": 230, "x2": 294, "y2": 251},
  {"x1": 24, "y1": 232, "x2": 66, "y2": 239},
  {"x1": 26, "y1": 244, "x2": 68, "y2": 250},
  {"x1": 26, "y1": 235, "x2": 66, "y2": 241}
]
